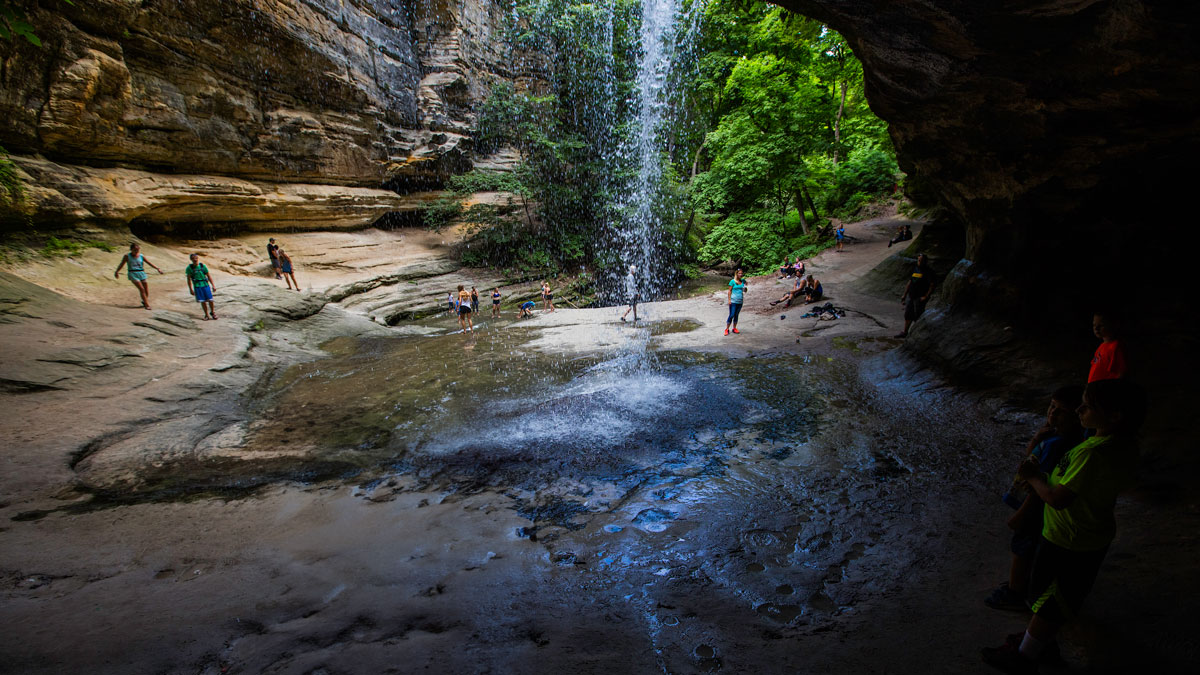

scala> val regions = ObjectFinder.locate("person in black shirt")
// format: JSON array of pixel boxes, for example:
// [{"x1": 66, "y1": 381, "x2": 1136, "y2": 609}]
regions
[
  {"x1": 266, "y1": 238, "x2": 282, "y2": 279},
  {"x1": 896, "y1": 253, "x2": 936, "y2": 338}
]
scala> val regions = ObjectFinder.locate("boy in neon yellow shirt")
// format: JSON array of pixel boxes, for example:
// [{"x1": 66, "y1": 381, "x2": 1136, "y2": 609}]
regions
[{"x1": 982, "y1": 379, "x2": 1145, "y2": 673}]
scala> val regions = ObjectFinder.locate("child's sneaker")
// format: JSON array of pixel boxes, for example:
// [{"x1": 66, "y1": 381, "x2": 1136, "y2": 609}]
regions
[
  {"x1": 984, "y1": 582, "x2": 1028, "y2": 611},
  {"x1": 981, "y1": 641, "x2": 1039, "y2": 674},
  {"x1": 732, "y1": 327, "x2": 739, "y2": 334},
  {"x1": 724, "y1": 328, "x2": 729, "y2": 336}
]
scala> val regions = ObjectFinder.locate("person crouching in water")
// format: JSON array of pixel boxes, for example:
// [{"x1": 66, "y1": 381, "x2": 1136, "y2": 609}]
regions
[
  {"x1": 981, "y1": 379, "x2": 1146, "y2": 673},
  {"x1": 457, "y1": 284, "x2": 474, "y2": 332},
  {"x1": 185, "y1": 253, "x2": 218, "y2": 320}
]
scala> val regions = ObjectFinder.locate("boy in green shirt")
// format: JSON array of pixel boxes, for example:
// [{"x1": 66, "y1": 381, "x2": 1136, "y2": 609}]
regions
[
  {"x1": 982, "y1": 379, "x2": 1145, "y2": 673},
  {"x1": 185, "y1": 253, "x2": 218, "y2": 320}
]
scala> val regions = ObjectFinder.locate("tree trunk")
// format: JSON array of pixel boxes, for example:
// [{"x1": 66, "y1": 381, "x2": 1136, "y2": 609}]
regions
[
  {"x1": 833, "y1": 80, "x2": 847, "y2": 166},
  {"x1": 681, "y1": 136, "x2": 708, "y2": 243},
  {"x1": 793, "y1": 191, "x2": 810, "y2": 235},
  {"x1": 801, "y1": 184, "x2": 820, "y2": 221}
]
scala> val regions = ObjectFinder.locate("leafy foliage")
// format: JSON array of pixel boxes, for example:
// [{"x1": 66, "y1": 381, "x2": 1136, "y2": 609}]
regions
[
  {"x1": 41, "y1": 236, "x2": 115, "y2": 257},
  {"x1": 0, "y1": 145, "x2": 24, "y2": 205},
  {"x1": 0, "y1": 0, "x2": 74, "y2": 46}
]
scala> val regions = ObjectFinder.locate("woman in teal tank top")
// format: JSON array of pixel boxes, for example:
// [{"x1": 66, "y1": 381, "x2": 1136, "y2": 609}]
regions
[{"x1": 113, "y1": 243, "x2": 164, "y2": 309}]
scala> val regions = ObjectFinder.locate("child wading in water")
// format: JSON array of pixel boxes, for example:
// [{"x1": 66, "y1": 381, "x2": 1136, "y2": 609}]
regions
[
  {"x1": 457, "y1": 284, "x2": 474, "y2": 333},
  {"x1": 491, "y1": 288, "x2": 502, "y2": 318},
  {"x1": 114, "y1": 243, "x2": 164, "y2": 309},
  {"x1": 185, "y1": 253, "x2": 218, "y2": 320},
  {"x1": 982, "y1": 379, "x2": 1146, "y2": 674}
]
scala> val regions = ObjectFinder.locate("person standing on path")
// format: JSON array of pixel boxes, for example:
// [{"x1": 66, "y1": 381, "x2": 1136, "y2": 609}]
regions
[
  {"x1": 542, "y1": 281, "x2": 556, "y2": 312},
  {"x1": 447, "y1": 291, "x2": 457, "y2": 315},
  {"x1": 113, "y1": 242, "x2": 163, "y2": 310},
  {"x1": 276, "y1": 247, "x2": 300, "y2": 291},
  {"x1": 835, "y1": 224, "x2": 846, "y2": 252},
  {"x1": 725, "y1": 269, "x2": 747, "y2": 336},
  {"x1": 266, "y1": 238, "x2": 282, "y2": 279},
  {"x1": 896, "y1": 253, "x2": 936, "y2": 338},
  {"x1": 491, "y1": 288, "x2": 502, "y2": 318},
  {"x1": 470, "y1": 286, "x2": 480, "y2": 314},
  {"x1": 185, "y1": 253, "x2": 218, "y2": 320},
  {"x1": 457, "y1": 284, "x2": 474, "y2": 332}
]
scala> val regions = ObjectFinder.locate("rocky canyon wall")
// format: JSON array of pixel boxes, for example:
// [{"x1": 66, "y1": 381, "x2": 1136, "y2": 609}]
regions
[
  {"x1": 0, "y1": 0, "x2": 513, "y2": 231},
  {"x1": 780, "y1": 0, "x2": 1200, "y2": 393}
]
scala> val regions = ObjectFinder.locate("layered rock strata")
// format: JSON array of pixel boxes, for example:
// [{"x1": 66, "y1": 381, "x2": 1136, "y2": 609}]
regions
[{"x1": 0, "y1": 0, "x2": 512, "y2": 230}]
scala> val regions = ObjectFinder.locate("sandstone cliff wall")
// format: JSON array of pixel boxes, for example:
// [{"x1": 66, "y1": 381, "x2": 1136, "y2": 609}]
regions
[{"x1": 0, "y1": 0, "x2": 512, "y2": 230}]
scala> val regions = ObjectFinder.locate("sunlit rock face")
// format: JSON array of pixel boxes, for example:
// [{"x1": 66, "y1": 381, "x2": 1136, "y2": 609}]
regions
[
  {"x1": 0, "y1": 0, "x2": 510, "y2": 229},
  {"x1": 782, "y1": 0, "x2": 1200, "y2": 387}
]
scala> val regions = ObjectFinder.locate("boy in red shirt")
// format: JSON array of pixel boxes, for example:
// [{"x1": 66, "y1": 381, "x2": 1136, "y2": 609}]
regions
[{"x1": 1089, "y1": 312, "x2": 1127, "y2": 382}]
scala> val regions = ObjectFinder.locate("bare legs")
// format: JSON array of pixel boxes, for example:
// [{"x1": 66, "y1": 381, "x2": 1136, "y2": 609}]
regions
[{"x1": 132, "y1": 279, "x2": 151, "y2": 309}]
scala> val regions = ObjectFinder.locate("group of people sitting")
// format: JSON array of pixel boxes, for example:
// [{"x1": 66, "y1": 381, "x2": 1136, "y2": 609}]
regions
[
  {"x1": 770, "y1": 273, "x2": 823, "y2": 308},
  {"x1": 778, "y1": 256, "x2": 806, "y2": 278},
  {"x1": 981, "y1": 310, "x2": 1140, "y2": 674}
]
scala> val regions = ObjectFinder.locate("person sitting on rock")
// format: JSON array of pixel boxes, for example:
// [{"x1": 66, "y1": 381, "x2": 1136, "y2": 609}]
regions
[
  {"x1": 982, "y1": 379, "x2": 1145, "y2": 674},
  {"x1": 803, "y1": 275, "x2": 823, "y2": 303},
  {"x1": 888, "y1": 224, "x2": 913, "y2": 248},
  {"x1": 185, "y1": 252, "x2": 218, "y2": 320},
  {"x1": 771, "y1": 275, "x2": 808, "y2": 308},
  {"x1": 792, "y1": 258, "x2": 806, "y2": 278},
  {"x1": 896, "y1": 253, "x2": 936, "y2": 338},
  {"x1": 985, "y1": 385, "x2": 1084, "y2": 614},
  {"x1": 779, "y1": 257, "x2": 794, "y2": 278},
  {"x1": 1089, "y1": 310, "x2": 1128, "y2": 382}
]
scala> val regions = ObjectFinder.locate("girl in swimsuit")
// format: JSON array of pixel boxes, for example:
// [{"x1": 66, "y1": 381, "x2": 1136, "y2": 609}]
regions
[
  {"x1": 113, "y1": 243, "x2": 163, "y2": 309},
  {"x1": 542, "y1": 281, "x2": 555, "y2": 312},
  {"x1": 492, "y1": 288, "x2": 501, "y2": 318}
]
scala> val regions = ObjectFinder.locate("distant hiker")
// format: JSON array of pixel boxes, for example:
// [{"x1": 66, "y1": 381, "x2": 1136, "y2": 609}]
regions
[
  {"x1": 622, "y1": 292, "x2": 641, "y2": 323},
  {"x1": 1089, "y1": 311, "x2": 1128, "y2": 382},
  {"x1": 896, "y1": 253, "x2": 936, "y2": 338},
  {"x1": 518, "y1": 300, "x2": 536, "y2": 318},
  {"x1": 113, "y1": 242, "x2": 163, "y2": 310},
  {"x1": 542, "y1": 281, "x2": 555, "y2": 312},
  {"x1": 185, "y1": 253, "x2": 218, "y2": 320},
  {"x1": 888, "y1": 224, "x2": 913, "y2": 248},
  {"x1": 447, "y1": 291, "x2": 457, "y2": 315},
  {"x1": 986, "y1": 385, "x2": 1085, "y2": 613},
  {"x1": 470, "y1": 286, "x2": 480, "y2": 314},
  {"x1": 725, "y1": 268, "x2": 747, "y2": 335},
  {"x1": 491, "y1": 287, "x2": 502, "y2": 318},
  {"x1": 803, "y1": 275, "x2": 824, "y2": 304},
  {"x1": 835, "y1": 224, "x2": 846, "y2": 252},
  {"x1": 982, "y1": 379, "x2": 1146, "y2": 673},
  {"x1": 457, "y1": 284, "x2": 473, "y2": 332},
  {"x1": 276, "y1": 247, "x2": 299, "y2": 291},
  {"x1": 267, "y1": 238, "x2": 282, "y2": 279}
]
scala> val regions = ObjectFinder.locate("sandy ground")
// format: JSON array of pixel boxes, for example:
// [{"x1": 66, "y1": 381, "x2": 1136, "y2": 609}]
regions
[{"x1": 1, "y1": 215, "x2": 1196, "y2": 674}]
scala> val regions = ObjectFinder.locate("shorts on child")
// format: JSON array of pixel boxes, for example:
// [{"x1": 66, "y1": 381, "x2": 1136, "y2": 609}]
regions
[
  {"x1": 128, "y1": 270, "x2": 148, "y2": 282},
  {"x1": 194, "y1": 285, "x2": 214, "y2": 302},
  {"x1": 1028, "y1": 538, "x2": 1108, "y2": 624}
]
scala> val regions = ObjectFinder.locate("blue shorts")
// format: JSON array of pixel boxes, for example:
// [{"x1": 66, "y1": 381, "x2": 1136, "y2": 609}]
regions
[
  {"x1": 194, "y1": 285, "x2": 213, "y2": 302},
  {"x1": 127, "y1": 270, "x2": 148, "y2": 282}
]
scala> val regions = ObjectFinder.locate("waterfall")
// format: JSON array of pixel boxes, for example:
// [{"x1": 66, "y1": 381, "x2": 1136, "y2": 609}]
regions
[{"x1": 611, "y1": 0, "x2": 703, "y2": 308}]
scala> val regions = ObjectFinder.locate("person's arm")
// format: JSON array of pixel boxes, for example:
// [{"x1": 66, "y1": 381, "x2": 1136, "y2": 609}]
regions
[
  {"x1": 205, "y1": 266, "x2": 215, "y2": 292},
  {"x1": 1018, "y1": 458, "x2": 1077, "y2": 509},
  {"x1": 1007, "y1": 492, "x2": 1042, "y2": 530},
  {"x1": 921, "y1": 279, "x2": 935, "y2": 302},
  {"x1": 900, "y1": 279, "x2": 913, "y2": 302},
  {"x1": 114, "y1": 255, "x2": 126, "y2": 278},
  {"x1": 143, "y1": 257, "x2": 163, "y2": 274}
]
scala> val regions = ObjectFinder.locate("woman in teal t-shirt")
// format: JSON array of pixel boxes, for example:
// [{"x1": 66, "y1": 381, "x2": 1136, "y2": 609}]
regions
[
  {"x1": 113, "y1": 242, "x2": 164, "y2": 310},
  {"x1": 725, "y1": 269, "x2": 747, "y2": 335}
]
